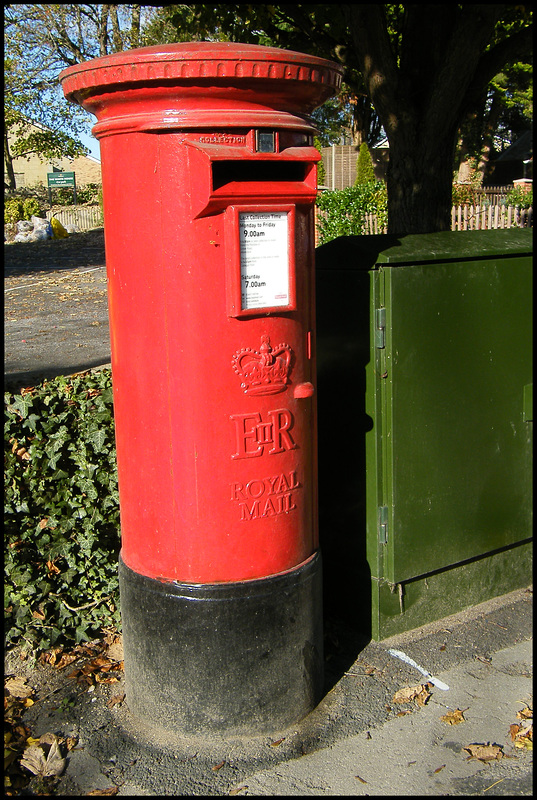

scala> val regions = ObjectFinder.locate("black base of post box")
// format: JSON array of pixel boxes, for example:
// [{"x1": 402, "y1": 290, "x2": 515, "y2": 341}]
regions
[{"x1": 118, "y1": 552, "x2": 324, "y2": 736}]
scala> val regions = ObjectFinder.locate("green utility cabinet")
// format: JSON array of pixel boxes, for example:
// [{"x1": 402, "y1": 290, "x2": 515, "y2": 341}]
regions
[{"x1": 316, "y1": 229, "x2": 532, "y2": 640}]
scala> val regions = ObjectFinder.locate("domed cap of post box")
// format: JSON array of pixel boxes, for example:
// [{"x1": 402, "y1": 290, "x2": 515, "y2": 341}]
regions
[{"x1": 59, "y1": 42, "x2": 344, "y2": 137}]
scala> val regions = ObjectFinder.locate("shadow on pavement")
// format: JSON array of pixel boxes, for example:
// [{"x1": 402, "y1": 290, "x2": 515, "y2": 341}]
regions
[
  {"x1": 4, "y1": 229, "x2": 106, "y2": 277},
  {"x1": 4, "y1": 360, "x2": 112, "y2": 394}
]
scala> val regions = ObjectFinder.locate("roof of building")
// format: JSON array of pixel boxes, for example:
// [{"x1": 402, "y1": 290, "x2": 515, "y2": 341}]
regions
[{"x1": 495, "y1": 129, "x2": 532, "y2": 162}]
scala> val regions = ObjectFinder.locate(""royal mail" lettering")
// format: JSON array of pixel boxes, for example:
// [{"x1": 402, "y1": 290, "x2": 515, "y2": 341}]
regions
[{"x1": 230, "y1": 470, "x2": 300, "y2": 521}]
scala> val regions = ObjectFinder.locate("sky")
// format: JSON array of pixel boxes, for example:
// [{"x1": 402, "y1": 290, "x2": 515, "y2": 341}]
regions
[{"x1": 80, "y1": 118, "x2": 101, "y2": 161}]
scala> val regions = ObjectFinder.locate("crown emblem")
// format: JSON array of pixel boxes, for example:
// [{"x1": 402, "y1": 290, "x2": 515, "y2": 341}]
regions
[{"x1": 232, "y1": 335, "x2": 293, "y2": 395}]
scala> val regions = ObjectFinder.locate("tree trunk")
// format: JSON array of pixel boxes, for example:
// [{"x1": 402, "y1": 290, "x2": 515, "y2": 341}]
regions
[
  {"x1": 109, "y1": 6, "x2": 123, "y2": 52},
  {"x1": 387, "y1": 131, "x2": 456, "y2": 234},
  {"x1": 341, "y1": 4, "x2": 506, "y2": 234},
  {"x1": 4, "y1": 130, "x2": 16, "y2": 191},
  {"x1": 130, "y1": 4, "x2": 142, "y2": 49},
  {"x1": 477, "y1": 92, "x2": 503, "y2": 184}
]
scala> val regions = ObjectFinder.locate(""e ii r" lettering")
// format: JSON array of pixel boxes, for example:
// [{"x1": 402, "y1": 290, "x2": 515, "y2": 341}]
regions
[{"x1": 230, "y1": 408, "x2": 297, "y2": 459}]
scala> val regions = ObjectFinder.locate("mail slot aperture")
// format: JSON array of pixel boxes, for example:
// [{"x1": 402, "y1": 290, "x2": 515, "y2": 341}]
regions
[{"x1": 213, "y1": 160, "x2": 308, "y2": 188}]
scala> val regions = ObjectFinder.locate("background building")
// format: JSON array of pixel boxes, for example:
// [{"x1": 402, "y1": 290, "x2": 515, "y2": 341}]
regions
[{"x1": 5, "y1": 121, "x2": 101, "y2": 190}]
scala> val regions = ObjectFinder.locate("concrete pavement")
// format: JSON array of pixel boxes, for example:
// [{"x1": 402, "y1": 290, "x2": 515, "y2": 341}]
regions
[
  {"x1": 228, "y1": 639, "x2": 532, "y2": 796},
  {"x1": 7, "y1": 586, "x2": 531, "y2": 796}
]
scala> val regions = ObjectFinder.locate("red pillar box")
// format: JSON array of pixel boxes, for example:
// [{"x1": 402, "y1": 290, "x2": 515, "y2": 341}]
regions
[{"x1": 60, "y1": 43, "x2": 342, "y2": 736}]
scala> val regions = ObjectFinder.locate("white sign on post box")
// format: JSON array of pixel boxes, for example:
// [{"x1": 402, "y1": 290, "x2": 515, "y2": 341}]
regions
[{"x1": 239, "y1": 212, "x2": 289, "y2": 310}]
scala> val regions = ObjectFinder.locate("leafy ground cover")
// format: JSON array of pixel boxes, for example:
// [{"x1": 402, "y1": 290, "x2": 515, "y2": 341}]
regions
[{"x1": 4, "y1": 368, "x2": 121, "y2": 656}]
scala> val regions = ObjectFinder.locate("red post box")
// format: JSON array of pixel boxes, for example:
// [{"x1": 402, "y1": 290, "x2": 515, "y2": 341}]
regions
[{"x1": 60, "y1": 42, "x2": 343, "y2": 735}]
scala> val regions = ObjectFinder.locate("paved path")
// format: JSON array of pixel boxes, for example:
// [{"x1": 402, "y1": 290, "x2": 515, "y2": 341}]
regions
[
  {"x1": 4, "y1": 229, "x2": 111, "y2": 391},
  {"x1": 5, "y1": 588, "x2": 532, "y2": 796}
]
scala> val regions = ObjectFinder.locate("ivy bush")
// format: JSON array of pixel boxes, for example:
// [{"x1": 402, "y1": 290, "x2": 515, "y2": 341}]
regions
[
  {"x1": 316, "y1": 182, "x2": 388, "y2": 245},
  {"x1": 4, "y1": 369, "x2": 121, "y2": 655}
]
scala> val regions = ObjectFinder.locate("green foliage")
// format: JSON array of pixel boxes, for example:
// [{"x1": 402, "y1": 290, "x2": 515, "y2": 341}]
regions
[
  {"x1": 504, "y1": 185, "x2": 533, "y2": 209},
  {"x1": 4, "y1": 57, "x2": 89, "y2": 172},
  {"x1": 311, "y1": 95, "x2": 355, "y2": 147},
  {"x1": 51, "y1": 183, "x2": 101, "y2": 207},
  {"x1": 452, "y1": 184, "x2": 486, "y2": 206},
  {"x1": 4, "y1": 199, "x2": 25, "y2": 225},
  {"x1": 355, "y1": 143, "x2": 376, "y2": 185},
  {"x1": 4, "y1": 369, "x2": 120, "y2": 655},
  {"x1": 452, "y1": 159, "x2": 488, "y2": 205},
  {"x1": 316, "y1": 183, "x2": 388, "y2": 245},
  {"x1": 4, "y1": 197, "x2": 43, "y2": 224},
  {"x1": 22, "y1": 198, "x2": 41, "y2": 218}
]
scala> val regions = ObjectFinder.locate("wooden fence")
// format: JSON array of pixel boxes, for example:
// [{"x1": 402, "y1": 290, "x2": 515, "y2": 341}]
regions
[
  {"x1": 481, "y1": 185, "x2": 511, "y2": 204},
  {"x1": 44, "y1": 201, "x2": 532, "y2": 237},
  {"x1": 316, "y1": 204, "x2": 533, "y2": 243},
  {"x1": 451, "y1": 204, "x2": 533, "y2": 231},
  {"x1": 46, "y1": 205, "x2": 102, "y2": 230}
]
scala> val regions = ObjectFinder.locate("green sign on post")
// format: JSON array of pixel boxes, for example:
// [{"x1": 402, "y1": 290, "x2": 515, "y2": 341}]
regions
[
  {"x1": 47, "y1": 172, "x2": 77, "y2": 205},
  {"x1": 47, "y1": 171, "x2": 75, "y2": 187}
]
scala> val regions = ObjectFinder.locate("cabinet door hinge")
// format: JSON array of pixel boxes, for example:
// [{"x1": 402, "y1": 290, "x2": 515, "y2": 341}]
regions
[
  {"x1": 375, "y1": 307, "x2": 386, "y2": 349},
  {"x1": 378, "y1": 505, "x2": 388, "y2": 544}
]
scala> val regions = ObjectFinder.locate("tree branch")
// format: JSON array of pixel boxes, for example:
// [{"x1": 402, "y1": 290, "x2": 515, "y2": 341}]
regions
[{"x1": 462, "y1": 21, "x2": 534, "y2": 116}]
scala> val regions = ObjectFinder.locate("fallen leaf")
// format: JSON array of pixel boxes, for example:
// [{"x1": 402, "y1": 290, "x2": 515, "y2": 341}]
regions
[
  {"x1": 107, "y1": 693, "x2": 125, "y2": 709},
  {"x1": 25, "y1": 737, "x2": 41, "y2": 747},
  {"x1": 212, "y1": 760, "x2": 225, "y2": 771},
  {"x1": 56, "y1": 653, "x2": 78, "y2": 669},
  {"x1": 20, "y1": 737, "x2": 65, "y2": 777},
  {"x1": 463, "y1": 743, "x2": 504, "y2": 762},
  {"x1": 5, "y1": 676, "x2": 34, "y2": 699},
  {"x1": 90, "y1": 656, "x2": 112, "y2": 669},
  {"x1": 106, "y1": 639, "x2": 124, "y2": 662},
  {"x1": 434, "y1": 764, "x2": 446, "y2": 773},
  {"x1": 229, "y1": 787, "x2": 247, "y2": 795},
  {"x1": 95, "y1": 673, "x2": 119, "y2": 683},
  {"x1": 39, "y1": 646, "x2": 62, "y2": 666},
  {"x1": 39, "y1": 732, "x2": 59, "y2": 746},
  {"x1": 87, "y1": 788, "x2": 119, "y2": 796},
  {"x1": 510, "y1": 705, "x2": 532, "y2": 749},
  {"x1": 441, "y1": 708, "x2": 466, "y2": 725},
  {"x1": 392, "y1": 683, "x2": 431, "y2": 706},
  {"x1": 513, "y1": 734, "x2": 532, "y2": 750},
  {"x1": 512, "y1": 721, "x2": 532, "y2": 749},
  {"x1": 270, "y1": 738, "x2": 285, "y2": 747},
  {"x1": 510, "y1": 723, "x2": 521, "y2": 741},
  {"x1": 65, "y1": 736, "x2": 79, "y2": 751},
  {"x1": 355, "y1": 774, "x2": 367, "y2": 783}
]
